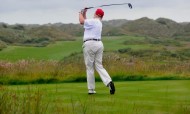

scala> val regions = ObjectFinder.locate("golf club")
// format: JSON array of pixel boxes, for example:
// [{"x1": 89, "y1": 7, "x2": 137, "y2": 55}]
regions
[{"x1": 84, "y1": 3, "x2": 133, "y2": 10}]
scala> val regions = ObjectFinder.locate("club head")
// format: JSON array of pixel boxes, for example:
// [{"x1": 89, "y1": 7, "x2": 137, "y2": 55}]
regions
[
  {"x1": 85, "y1": 7, "x2": 94, "y2": 10},
  {"x1": 128, "y1": 3, "x2": 132, "y2": 9}
]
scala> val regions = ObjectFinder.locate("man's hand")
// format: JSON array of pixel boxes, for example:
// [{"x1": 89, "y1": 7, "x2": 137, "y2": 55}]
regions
[
  {"x1": 79, "y1": 8, "x2": 87, "y2": 25},
  {"x1": 80, "y1": 8, "x2": 87, "y2": 15}
]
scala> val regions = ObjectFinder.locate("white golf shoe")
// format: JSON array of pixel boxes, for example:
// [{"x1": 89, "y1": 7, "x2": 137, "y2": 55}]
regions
[{"x1": 88, "y1": 89, "x2": 96, "y2": 95}]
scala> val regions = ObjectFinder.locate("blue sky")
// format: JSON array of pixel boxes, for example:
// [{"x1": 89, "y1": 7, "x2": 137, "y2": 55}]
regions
[{"x1": 0, "y1": 0, "x2": 190, "y2": 24}]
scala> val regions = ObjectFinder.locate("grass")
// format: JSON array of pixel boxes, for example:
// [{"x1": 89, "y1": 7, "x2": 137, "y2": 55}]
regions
[
  {"x1": 0, "y1": 81, "x2": 190, "y2": 114},
  {"x1": 1, "y1": 35, "x2": 190, "y2": 113},
  {"x1": 1, "y1": 35, "x2": 189, "y2": 61},
  {"x1": 0, "y1": 56, "x2": 190, "y2": 85},
  {"x1": 0, "y1": 40, "x2": 82, "y2": 61},
  {"x1": 0, "y1": 36, "x2": 152, "y2": 61}
]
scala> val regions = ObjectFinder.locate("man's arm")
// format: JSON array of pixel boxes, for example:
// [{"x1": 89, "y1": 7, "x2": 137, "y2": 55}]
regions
[{"x1": 79, "y1": 9, "x2": 87, "y2": 25}]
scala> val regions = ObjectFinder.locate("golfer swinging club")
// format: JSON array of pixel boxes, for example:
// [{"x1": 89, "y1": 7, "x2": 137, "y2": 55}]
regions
[{"x1": 79, "y1": 8, "x2": 115, "y2": 94}]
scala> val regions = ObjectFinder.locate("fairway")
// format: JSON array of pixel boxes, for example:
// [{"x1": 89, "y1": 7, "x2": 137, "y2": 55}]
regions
[
  {"x1": 0, "y1": 36, "x2": 150, "y2": 61},
  {"x1": 0, "y1": 40, "x2": 83, "y2": 61},
  {"x1": 1, "y1": 80, "x2": 190, "y2": 114}
]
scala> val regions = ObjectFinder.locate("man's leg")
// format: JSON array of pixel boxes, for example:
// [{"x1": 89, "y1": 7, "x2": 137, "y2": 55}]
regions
[
  {"x1": 83, "y1": 47, "x2": 96, "y2": 91},
  {"x1": 94, "y1": 46, "x2": 112, "y2": 86},
  {"x1": 94, "y1": 44, "x2": 115, "y2": 94}
]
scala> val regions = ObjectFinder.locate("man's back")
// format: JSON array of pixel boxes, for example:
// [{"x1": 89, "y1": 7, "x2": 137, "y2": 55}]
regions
[{"x1": 83, "y1": 18, "x2": 102, "y2": 41}]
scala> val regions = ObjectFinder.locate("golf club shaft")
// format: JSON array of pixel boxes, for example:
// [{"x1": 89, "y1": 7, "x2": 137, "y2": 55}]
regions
[{"x1": 85, "y1": 2, "x2": 132, "y2": 10}]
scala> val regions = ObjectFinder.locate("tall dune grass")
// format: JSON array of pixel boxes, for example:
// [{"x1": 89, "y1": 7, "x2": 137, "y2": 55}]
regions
[{"x1": 0, "y1": 52, "x2": 190, "y2": 85}]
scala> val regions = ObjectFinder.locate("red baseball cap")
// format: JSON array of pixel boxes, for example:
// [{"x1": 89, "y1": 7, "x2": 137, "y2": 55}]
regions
[{"x1": 95, "y1": 9, "x2": 104, "y2": 18}]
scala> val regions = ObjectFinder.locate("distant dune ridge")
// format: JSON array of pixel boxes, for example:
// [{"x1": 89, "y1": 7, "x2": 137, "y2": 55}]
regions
[{"x1": 0, "y1": 17, "x2": 190, "y2": 49}]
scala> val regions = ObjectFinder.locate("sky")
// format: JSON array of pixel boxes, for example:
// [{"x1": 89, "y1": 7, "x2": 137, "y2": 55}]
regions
[{"x1": 0, "y1": 0, "x2": 190, "y2": 24}]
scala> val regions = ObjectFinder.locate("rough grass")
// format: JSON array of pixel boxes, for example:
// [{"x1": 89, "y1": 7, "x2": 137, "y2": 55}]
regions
[
  {"x1": 0, "y1": 56, "x2": 190, "y2": 85},
  {"x1": 0, "y1": 51, "x2": 190, "y2": 85},
  {"x1": 0, "y1": 81, "x2": 190, "y2": 114}
]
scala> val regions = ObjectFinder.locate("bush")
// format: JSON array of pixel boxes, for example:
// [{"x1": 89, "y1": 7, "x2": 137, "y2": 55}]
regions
[
  {"x1": 147, "y1": 38, "x2": 181, "y2": 46},
  {"x1": 178, "y1": 49, "x2": 190, "y2": 58},
  {"x1": 0, "y1": 23, "x2": 8, "y2": 28},
  {"x1": 11, "y1": 24, "x2": 25, "y2": 30},
  {"x1": 0, "y1": 40, "x2": 7, "y2": 51},
  {"x1": 24, "y1": 37, "x2": 50, "y2": 44},
  {"x1": 0, "y1": 36, "x2": 13, "y2": 44},
  {"x1": 23, "y1": 37, "x2": 50, "y2": 47},
  {"x1": 118, "y1": 48, "x2": 132, "y2": 53},
  {"x1": 118, "y1": 48, "x2": 159, "y2": 57}
]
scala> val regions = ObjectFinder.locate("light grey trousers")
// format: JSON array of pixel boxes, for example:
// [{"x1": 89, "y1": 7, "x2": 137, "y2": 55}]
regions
[{"x1": 83, "y1": 41, "x2": 112, "y2": 90}]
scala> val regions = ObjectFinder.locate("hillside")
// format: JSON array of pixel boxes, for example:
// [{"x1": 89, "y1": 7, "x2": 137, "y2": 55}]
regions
[
  {"x1": 121, "y1": 17, "x2": 184, "y2": 37},
  {"x1": 0, "y1": 23, "x2": 74, "y2": 48},
  {"x1": 103, "y1": 18, "x2": 189, "y2": 38},
  {"x1": 0, "y1": 17, "x2": 190, "y2": 50}
]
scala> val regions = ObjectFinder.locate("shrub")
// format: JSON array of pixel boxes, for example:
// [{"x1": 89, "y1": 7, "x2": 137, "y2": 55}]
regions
[
  {"x1": 23, "y1": 37, "x2": 50, "y2": 47},
  {"x1": 0, "y1": 36, "x2": 13, "y2": 44},
  {"x1": 11, "y1": 24, "x2": 25, "y2": 30},
  {"x1": 118, "y1": 48, "x2": 132, "y2": 53},
  {"x1": 0, "y1": 40, "x2": 7, "y2": 51}
]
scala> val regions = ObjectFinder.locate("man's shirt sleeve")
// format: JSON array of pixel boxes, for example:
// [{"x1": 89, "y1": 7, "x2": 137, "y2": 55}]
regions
[{"x1": 84, "y1": 19, "x2": 94, "y2": 29}]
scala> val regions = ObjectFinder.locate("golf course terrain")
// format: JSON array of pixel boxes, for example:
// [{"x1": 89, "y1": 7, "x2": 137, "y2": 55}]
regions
[
  {"x1": 1, "y1": 0, "x2": 190, "y2": 113},
  {"x1": 0, "y1": 34, "x2": 190, "y2": 113},
  {"x1": 1, "y1": 81, "x2": 190, "y2": 114}
]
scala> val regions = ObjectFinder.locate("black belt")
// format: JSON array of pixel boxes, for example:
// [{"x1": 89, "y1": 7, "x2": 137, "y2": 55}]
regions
[{"x1": 84, "y1": 39, "x2": 101, "y2": 43}]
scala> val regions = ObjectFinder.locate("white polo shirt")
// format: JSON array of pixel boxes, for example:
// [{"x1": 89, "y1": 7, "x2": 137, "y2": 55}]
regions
[{"x1": 83, "y1": 18, "x2": 102, "y2": 41}]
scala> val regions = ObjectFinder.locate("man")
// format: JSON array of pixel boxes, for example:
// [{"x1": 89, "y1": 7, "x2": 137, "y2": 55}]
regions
[{"x1": 79, "y1": 8, "x2": 115, "y2": 95}]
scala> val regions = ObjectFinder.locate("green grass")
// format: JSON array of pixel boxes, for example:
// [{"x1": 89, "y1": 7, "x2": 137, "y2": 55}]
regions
[
  {"x1": 1, "y1": 35, "x2": 190, "y2": 61},
  {"x1": 1, "y1": 35, "x2": 190, "y2": 113},
  {"x1": 0, "y1": 40, "x2": 82, "y2": 61},
  {"x1": 0, "y1": 36, "x2": 152, "y2": 61},
  {"x1": 1, "y1": 81, "x2": 190, "y2": 114}
]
